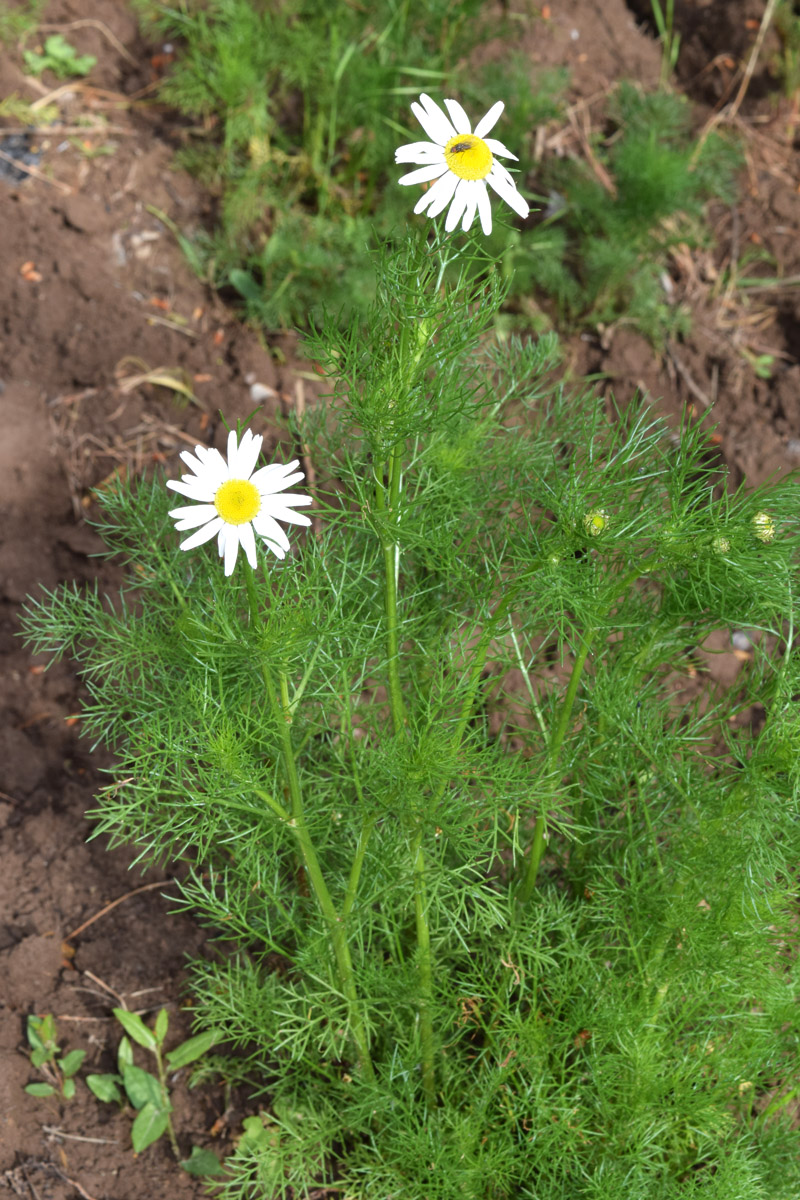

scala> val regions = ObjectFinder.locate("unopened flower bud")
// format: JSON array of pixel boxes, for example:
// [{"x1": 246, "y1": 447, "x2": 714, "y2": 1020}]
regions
[
  {"x1": 583, "y1": 509, "x2": 609, "y2": 538},
  {"x1": 752, "y1": 512, "x2": 775, "y2": 543},
  {"x1": 712, "y1": 535, "x2": 730, "y2": 555}
]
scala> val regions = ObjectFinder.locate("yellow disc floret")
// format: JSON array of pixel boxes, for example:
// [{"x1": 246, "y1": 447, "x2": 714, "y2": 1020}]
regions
[
  {"x1": 444, "y1": 133, "x2": 493, "y2": 181},
  {"x1": 215, "y1": 478, "x2": 261, "y2": 525}
]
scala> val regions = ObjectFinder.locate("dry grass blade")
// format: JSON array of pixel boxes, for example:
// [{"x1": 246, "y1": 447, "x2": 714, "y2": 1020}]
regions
[{"x1": 115, "y1": 357, "x2": 204, "y2": 407}]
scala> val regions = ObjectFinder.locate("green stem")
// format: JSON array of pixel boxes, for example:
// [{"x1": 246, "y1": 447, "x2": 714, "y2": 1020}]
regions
[
  {"x1": 275, "y1": 670, "x2": 374, "y2": 1080},
  {"x1": 242, "y1": 558, "x2": 261, "y2": 629},
  {"x1": 340, "y1": 672, "x2": 375, "y2": 921},
  {"x1": 518, "y1": 629, "x2": 595, "y2": 903},
  {"x1": 412, "y1": 830, "x2": 436, "y2": 1105},
  {"x1": 375, "y1": 441, "x2": 407, "y2": 735},
  {"x1": 242, "y1": 562, "x2": 373, "y2": 1079},
  {"x1": 153, "y1": 1044, "x2": 181, "y2": 1160}
]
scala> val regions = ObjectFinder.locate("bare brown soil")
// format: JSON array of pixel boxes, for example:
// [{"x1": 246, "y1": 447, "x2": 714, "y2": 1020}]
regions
[{"x1": 1, "y1": 1, "x2": 798, "y2": 1197}]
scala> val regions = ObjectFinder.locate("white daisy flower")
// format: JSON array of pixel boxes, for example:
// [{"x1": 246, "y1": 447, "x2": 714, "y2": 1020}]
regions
[
  {"x1": 395, "y1": 92, "x2": 529, "y2": 236},
  {"x1": 166, "y1": 428, "x2": 312, "y2": 576}
]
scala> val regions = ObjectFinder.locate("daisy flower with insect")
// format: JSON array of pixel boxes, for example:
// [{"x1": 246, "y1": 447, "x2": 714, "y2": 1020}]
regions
[
  {"x1": 167, "y1": 428, "x2": 312, "y2": 576},
  {"x1": 395, "y1": 92, "x2": 529, "y2": 236}
]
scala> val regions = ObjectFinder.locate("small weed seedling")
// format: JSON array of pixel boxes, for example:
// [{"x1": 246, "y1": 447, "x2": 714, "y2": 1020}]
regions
[
  {"x1": 651, "y1": 0, "x2": 680, "y2": 88},
  {"x1": 86, "y1": 1007, "x2": 220, "y2": 1170},
  {"x1": 25, "y1": 1014, "x2": 85, "y2": 1100},
  {"x1": 23, "y1": 34, "x2": 96, "y2": 79}
]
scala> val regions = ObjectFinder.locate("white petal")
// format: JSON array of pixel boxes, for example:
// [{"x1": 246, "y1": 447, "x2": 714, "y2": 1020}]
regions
[
  {"x1": 226, "y1": 428, "x2": 239, "y2": 474},
  {"x1": 443, "y1": 98, "x2": 472, "y2": 135},
  {"x1": 477, "y1": 183, "x2": 493, "y2": 236},
  {"x1": 263, "y1": 491, "x2": 313, "y2": 510},
  {"x1": 474, "y1": 100, "x2": 504, "y2": 139},
  {"x1": 239, "y1": 520, "x2": 258, "y2": 569},
  {"x1": 485, "y1": 137, "x2": 517, "y2": 160},
  {"x1": 179, "y1": 445, "x2": 226, "y2": 477},
  {"x1": 411, "y1": 94, "x2": 456, "y2": 146},
  {"x1": 179, "y1": 448, "x2": 206, "y2": 475},
  {"x1": 262, "y1": 502, "x2": 313, "y2": 527},
  {"x1": 224, "y1": 525, "x2": 240, "y2": 576},
  {"x1": 166, "y1": 478, "x2": 217, "y2": 502},
  {"x1": 262, "y1": 539, "x2": 286, "y2": 560},
  {"x1": 414, "y1": 169, "x2": 458, "y2": 216},
  {"x1": 444, "y1": 179, "x2": 471, "y2": 232},
  {"x1": 195, "y1": 444, "x2": 227, "y2": 470},
  {"x1": 169, "y1": 503, "x2": 219, "y2": 530},
  {"x1": 179, "y1": 516, "x2": 224, "y2": 551},
  {"x1": 487, "y1": 168, "x2": 529, "y2": 219},
  {"x1": 217, "y1": 526, "x2": 227, "y2": 557},
  {"x1": 426, "y1": 170, "x2": 460, "y2": 219},
  {"x1": 253, "y1": 513, "x2": 291, "y2": 553},
  {"x1": 236, "y1": 429, "x2": 263, "y2": 480},
  {"x1": 460, "y1": 181, "x2": 480, "y2": 232},
  {"x1": 395, "y1": 141, "x2": 446, "y2": 164},
  {"x1": 398, "y1": 162, "x2": 449, "y2": 187},
  {"x1": 251, "y1": 463, "x2": 306, "y2": 494},
  {"x1": 490, "y1": 159, "x2": 516, "y2": 188}
]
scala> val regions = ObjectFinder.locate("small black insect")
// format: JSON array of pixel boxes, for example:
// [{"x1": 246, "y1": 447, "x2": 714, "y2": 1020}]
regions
[{"x1": 449, "y1": 140, "x2": 473, "y2": 154}]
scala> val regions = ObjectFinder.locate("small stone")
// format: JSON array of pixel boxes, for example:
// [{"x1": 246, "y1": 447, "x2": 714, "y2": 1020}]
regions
[{"x1": 250, "y1": 382, "x2": 276, "y2": 403}]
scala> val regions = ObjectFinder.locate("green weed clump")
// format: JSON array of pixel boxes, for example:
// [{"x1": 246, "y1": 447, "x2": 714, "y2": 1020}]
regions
[
  {"x1": 23, "y1": 231, "x2": 800, "y2": 1198},
  {"x1": 516, "y1": 83, "x2": 741, "y2": 343},
  {"x1": 133, "y1": 0, "x2": 497, "y2": 327},
  {"x1": 0, "y1": 0, "x2": 44, "y2": 46}
]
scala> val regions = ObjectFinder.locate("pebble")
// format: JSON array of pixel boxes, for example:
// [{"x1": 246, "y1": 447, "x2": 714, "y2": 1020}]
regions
[{"x1": 250, "y1": 382, "x2": 277, "y2": 403}]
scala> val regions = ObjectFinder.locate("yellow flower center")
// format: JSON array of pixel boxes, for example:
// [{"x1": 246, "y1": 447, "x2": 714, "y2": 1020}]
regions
[
  {"x1": 215, "y1": 478, "x2": 261, "y2": 525},
  {"x1": 444, "y1": 133, "x2": 493, "y2": 181}
]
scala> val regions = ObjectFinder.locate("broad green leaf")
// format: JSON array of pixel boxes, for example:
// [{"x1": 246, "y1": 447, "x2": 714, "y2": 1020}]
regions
[
  {"x1": 62, "y1": 1077, "x2": 76, "y2": 1100},
  {"x1": 239, "y1": 1115, "x2": 280, "y2": 1151},
  {"x1": 30, "y1": 1048, "x2": 50, "y2": 1069},
  {"x1": 26, "y1": 1019, "x2": 45, "y2": 1053},
  {"x1": 86, "y1": 1074, "x2": 123, "y2": 1104},
  {"x1": 59, "y1": 1049, "x2": 86, "y2": 1078},
  {"x1": 154, "y1": 1008, "x2": 169, "y2": 1046},
  {"x1": 25, "y1": 1082, "x2": 57, "y2": 1098},
  {"x1": 113, "y1": 1008, "x2": 157, "y2": 1051},
  {"x1": 165, "y1": 1030, "x2": 217, "y2": 1070},
  {"x1": 27, "y1": 1013, "x2": 56, "y2": 1053},
  {"x1": 180, "y1": 1146, "x2": 225, "y2": 1177},
  {"x1": 117, "y1": 1035, "x2": 133, "y2": 1071},
  {"x1": 131, "y1": 1101, "x2": 170, "y2": 1153},
  {"x1": 122, "y1": 1065, "x2": 163, "y2": 1110},
  {"x1": 229, "y1": 268, "x2": 262, "y2": 302}
]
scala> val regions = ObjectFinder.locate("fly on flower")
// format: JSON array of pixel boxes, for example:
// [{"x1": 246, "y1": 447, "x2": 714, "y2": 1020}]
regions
[
  {"x1": 166, "y1": 428, "x2": 312, "y2": 576},
  {"x1": 395, "y1": 92, "x2": 529, "y2": 236}
]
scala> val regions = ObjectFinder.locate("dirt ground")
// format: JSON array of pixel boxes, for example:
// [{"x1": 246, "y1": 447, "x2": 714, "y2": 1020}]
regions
[{"x1": 1, "y1": 1, "x2": 798, "y2": 1197}]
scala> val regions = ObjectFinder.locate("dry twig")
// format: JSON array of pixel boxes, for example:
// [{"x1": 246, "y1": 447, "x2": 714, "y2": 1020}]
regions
[
  {"x1": 65, "y1": 879, "x2": 176, "y2": 941},
  {"x1": 0, "y1": 148, "x2": 72, "y2": 193}
]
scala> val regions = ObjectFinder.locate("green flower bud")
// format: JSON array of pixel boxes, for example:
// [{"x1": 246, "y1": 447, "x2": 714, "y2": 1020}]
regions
[
  {"x1": 752, "y1": 512, "x2": 775, "y2": 543},
  {"x1": 712, "y1": 536, "x2": 730, "y2": 555},
  {"x1": 583, "y1": 509, "x2": 609, "y2": 538}
]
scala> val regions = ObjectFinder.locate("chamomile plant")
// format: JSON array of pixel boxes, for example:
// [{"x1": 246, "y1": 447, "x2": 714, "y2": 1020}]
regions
[{"x1": 23, "y1": 221, "x2": 800, "y2": 1198}]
